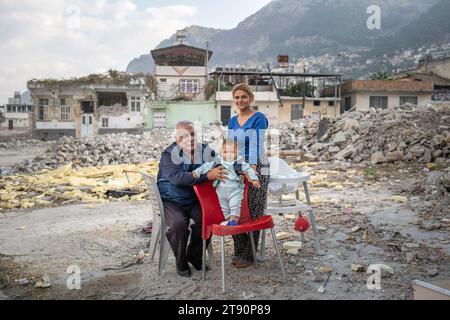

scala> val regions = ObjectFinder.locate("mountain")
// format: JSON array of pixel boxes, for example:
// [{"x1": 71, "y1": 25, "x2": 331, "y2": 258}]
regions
[{"x1": 126, "y1": 0, "x2": 449, "y2": 77}]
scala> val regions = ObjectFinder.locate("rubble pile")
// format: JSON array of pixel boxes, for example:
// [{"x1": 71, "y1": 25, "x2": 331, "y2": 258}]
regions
[
  {"x1": 15, "y1": 125, "x2": 225, "y2": 174},
  {"x1": 15, "y1": 130, "x2": 172, "y2": 173},
  {"x1": 410, "y1": 168, "x2": 450, "y2": 217},
  {"x1": 0, "y1": 162, "x2": 159, "y2": 210},
  {"x1": 96, "y1": 104, "x2": 129, "y2": 119},
  {"x1": 0, "y1": 139, "x2": 51, "y2": 151},
  {"x1": 277, "y1": 104, "x2": 450, "y2": 165}
]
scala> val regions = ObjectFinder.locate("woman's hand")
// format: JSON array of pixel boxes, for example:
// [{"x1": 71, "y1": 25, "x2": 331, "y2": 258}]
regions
[
  {"x1": 207, "y1": 166, "x2": 228, "y2": 182},
  {"x1": 251, "y1": 180, "x2": 261, "y2": 189}
]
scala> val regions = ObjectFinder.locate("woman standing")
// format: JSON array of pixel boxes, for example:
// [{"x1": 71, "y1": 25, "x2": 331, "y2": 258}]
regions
[{"x1": 227, "y1": 83, "x2": 270, "y2": 268}]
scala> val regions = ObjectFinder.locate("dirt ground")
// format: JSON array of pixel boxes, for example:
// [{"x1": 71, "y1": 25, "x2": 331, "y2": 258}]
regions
[{"x1": 1, "y1": 150, "x2": 448, "y2": 300}]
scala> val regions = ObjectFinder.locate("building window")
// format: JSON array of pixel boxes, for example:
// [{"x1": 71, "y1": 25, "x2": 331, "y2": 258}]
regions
[
  {"x1": 160, "y1": 78, "x2": 167, "y2": 83},
  {"x1": 344, "y1": 97, "x2": 352, "y2": 111},
  {"x1": 61, "y1": 106, "x2": 71, "y2": 121},
  {"x1": 312, "y1": 112, "x2": 320, "y2": 121},
  {"x1": 369, "y1": 96, "x2": 388, "y2": 109},
  {"x1": 180, "y1": 79, "x2": 199, "y2": 94},
  {"x1": 328, "y1": 101, "x2": 335, "y2": 106},
  {"x1": 7, "y1": 105, "x2": 11, "y2": 112},
  {"x1": 400, "y1": 96, "x2": 418, "y2": 105},
  {"x1": 131, "y1": 96, "x2": 141, "y2": 112},
  {"x1": 28, "y1": 106, "x2": 33, "y2": 112},
  {"x1": 291, "y1": 104, "x2": 304, "y2": 120},
  {"x1": 38, "y1": 99, "x2": 49, "y2": 121},
  {"x1": 102, "y1": 118, "x2": 109, "y2": 128},
  {"x1": 221, "y1": 106, "x2": 232, "y2": 126},
  {"x1": 60, "y1": 98, "x2": 66, "y2": 106},
  {"x1": 253, "y1": 106, "x2": 259, "y2": 111},
  {"x1": 314, "y1": 100, "x2": 321, "y2": 106}
]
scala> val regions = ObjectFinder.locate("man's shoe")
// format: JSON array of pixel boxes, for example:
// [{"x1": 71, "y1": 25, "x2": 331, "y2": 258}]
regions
[
  {"x1": 188, "y1": 259, "x2": 210, "y2": 272},
  {"x1": 176, "y1": 266, "x2": 192, "y2": 277}
]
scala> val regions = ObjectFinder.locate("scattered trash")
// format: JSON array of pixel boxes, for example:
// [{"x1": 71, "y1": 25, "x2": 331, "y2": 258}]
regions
[
  {"x1": 242, "y1": 292, "x2": 255, "y2": 300},
  {"x1": 103, "y1": 250, "x2": 145, "y2": 271},
  {"x1": 342, "y1": 207, "x2": 353, "y2": 214},
  {"x1": 391, "y1": 196, "x2": 408, "y2": 203},
  {"x1": 427, "y1": 267, "x2": 439, "y2": 277},
  {"x1": 142, "y1": 221, "x2": 153, "y2": 234},
  {"x1": 283, "y1": 241, "x2": 303, "y2": 250},
  {"x1": 15, "y1": 278, "x2": 30, "y2": 286},
  {"x1": 318, "y1": 273, "x2": 331, "y2": 294},
  {"x1": 284, "y1": 214, "x2": 296, "y2": 220},
  {"x1": 351, "y1": 226, "x2": 361, "y2": 233},
  {"x1": 351, "y1": 264, "x2": 366, "y2": 272},
  {"x1": 319, "y1": 266, "x2": 333, "y2": 274},
  {"x1": 362, "y1": 231, "x2": 368, "y2": 241},
  {"x1": 35, "y1": 275, "x2": 51, "y2": 288},
  {"x1": 276, "y1": 232, "x2": 291, "y2": 241}
]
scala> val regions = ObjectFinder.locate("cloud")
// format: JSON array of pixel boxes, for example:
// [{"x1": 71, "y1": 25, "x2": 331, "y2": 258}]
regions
[{"x1": 0, "y1": 0, "x2": 197, "y2": 103}]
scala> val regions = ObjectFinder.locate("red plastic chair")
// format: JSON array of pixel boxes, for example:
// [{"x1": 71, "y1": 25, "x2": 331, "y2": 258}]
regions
[{"x1": 194, "y1": 180, "x2": 287, "y2": 293}]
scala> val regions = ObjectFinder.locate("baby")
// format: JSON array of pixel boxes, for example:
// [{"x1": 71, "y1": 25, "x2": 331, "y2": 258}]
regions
[{"x1": 193, "y1": 139, "x2": 260, "y2": 226}]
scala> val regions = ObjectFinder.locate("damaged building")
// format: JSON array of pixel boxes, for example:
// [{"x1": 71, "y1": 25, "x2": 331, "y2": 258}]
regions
[
  {"x1": 210, "y1": 67, "x2": 342, "y2": 125},
  {"x1": 27, "y1": 73, "x2": 149, "y2": 140},
  {"x1": 0, "y1": 91, "x2": 33, "y2": 133}
]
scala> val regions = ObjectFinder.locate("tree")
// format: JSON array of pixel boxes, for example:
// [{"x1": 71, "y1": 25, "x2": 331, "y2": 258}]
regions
[
  {"x1": 283, "y1": 81, "x2": 315, "y2": 97},
  {"x1": 370, "y1": 70, "x2": 392, "y2": 80}
]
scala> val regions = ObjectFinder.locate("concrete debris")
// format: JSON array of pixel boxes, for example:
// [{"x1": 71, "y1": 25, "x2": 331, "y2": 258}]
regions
[
  {"x1": 426, "y1": 267, "x2": 439, "y2": 277},
  {"x1": 277, "y1": 103, "x2": 450, "y2": 165},
  {"x1": 96, "y1": 104, "x2": 129, "y2": 119},
  {"x1": 13, "y1": 124, "x2": 225, "y2": 174},
  {"x1": 0, "y1": 162, "x2": 158, "y2": 210}
]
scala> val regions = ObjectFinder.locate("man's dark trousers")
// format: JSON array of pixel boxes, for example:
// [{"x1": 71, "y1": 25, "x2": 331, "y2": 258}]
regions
[{"x1": 163, "y1": 200, "x2": 207, "y2": 270}]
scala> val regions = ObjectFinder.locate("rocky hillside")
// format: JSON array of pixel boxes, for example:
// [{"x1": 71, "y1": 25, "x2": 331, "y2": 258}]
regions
[{"x1": 127, "y1": 0, "x2": 449, "y2": 76}]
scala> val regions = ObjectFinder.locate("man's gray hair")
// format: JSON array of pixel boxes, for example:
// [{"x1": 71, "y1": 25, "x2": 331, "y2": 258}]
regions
[
  {"x1": 174, "y1": 120, "x2": 195, "y2": 140},
  {"x1": 176, "y1": 120, "x2": 194, "y2": 129}
]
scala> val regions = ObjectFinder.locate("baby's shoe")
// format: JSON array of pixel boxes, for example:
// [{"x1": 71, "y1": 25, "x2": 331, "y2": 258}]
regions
[{"x1": 227, "y1": 220, "x2": 239, "y2": 227}]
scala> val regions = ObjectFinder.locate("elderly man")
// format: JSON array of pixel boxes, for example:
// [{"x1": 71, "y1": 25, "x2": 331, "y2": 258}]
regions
[{"x1": 157, "y1": 121, "x2": 227, "y2": 277}]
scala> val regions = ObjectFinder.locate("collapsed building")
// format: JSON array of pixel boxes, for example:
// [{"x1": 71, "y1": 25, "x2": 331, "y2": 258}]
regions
[{"x1": 27, "y1": 72, "x2": 150, "y2": 140}]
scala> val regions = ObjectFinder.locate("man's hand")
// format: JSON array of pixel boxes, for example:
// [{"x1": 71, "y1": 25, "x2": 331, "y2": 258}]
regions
[
  {"x1": 251, "y1": 165, "x2": 259, "y2": 176},
  {"x1": 207, "y1": 166, "x2": 228, "y2": 182}
]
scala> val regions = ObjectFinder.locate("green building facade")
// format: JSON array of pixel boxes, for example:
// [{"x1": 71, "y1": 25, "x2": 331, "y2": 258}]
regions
[{"x1": 145, "y1": 101, "x2": 217, "y2": 129}]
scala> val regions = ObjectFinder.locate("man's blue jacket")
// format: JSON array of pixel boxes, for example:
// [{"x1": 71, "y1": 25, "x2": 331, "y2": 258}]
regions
[{"x1": 157, "y1": 142, "x2": 216, "y2": 207}]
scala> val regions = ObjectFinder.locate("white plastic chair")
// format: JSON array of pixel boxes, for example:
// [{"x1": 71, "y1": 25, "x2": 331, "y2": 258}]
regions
[{"x1": 140, "y1": 172, "x2": 214, "y2": 275}]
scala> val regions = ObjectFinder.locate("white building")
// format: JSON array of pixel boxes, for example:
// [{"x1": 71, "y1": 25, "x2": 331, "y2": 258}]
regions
[
  {"x1": 151, "y1": 44, "x2": 212, "y2": 101},
  {"x1": 0, "y1": 91, "x2": 33, "y2": 133}
]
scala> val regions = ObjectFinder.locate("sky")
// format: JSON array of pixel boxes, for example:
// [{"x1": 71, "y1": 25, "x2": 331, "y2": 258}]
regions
[{"x1": 0, "y1": 0, "x2": 272, "y2": 104}]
